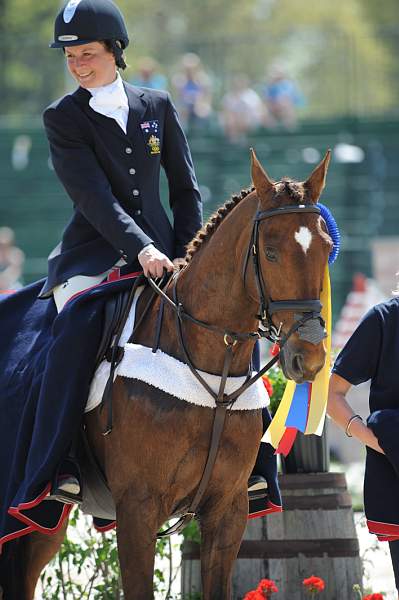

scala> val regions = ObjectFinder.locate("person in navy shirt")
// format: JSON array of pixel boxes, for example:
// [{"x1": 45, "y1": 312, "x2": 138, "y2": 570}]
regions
[{"x1": 328, "y1": 296, "x2": 399, "y2": 596}]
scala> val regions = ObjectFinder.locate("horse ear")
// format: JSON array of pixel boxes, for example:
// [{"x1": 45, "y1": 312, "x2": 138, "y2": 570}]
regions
[
  {"x1": 250, "y1": 148, "x2": 274, "y2": 199},
  {"x1": 303, "y1": 149, "x2": 331, "y2": 203}
]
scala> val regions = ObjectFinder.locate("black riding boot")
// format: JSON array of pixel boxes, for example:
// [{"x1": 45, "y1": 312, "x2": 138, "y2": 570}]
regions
[{"x1": 49, "y1": 436, "x2": 82, "y2": 504}]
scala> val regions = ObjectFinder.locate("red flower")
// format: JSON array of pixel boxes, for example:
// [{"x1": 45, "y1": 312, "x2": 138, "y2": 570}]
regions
[
  {"x1": 257, "y1": 579, "x2": 278, "y2": 595},
  {"x1": 243, "y1": 591, "x2": 264, "y2": 600},
  {"x1": 262, "y1": 375, "x2": 273, "y2": 398},
  {"x1": 363, "y1": 595, "x2": 384, "y2": 600},
  {"x1": 303, "y1": 575, "x2": 325, "y2": 594}
]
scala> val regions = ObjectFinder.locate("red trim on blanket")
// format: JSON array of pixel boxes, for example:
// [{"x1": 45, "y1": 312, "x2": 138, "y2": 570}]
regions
[
  {"x1": 248, "y1": 499, "x2": 283, "y2": 520},
  {"x1": 377, "y1": 535, "x2": 399, "y2": 542},
  {"x1": 9, "y1": 482, "x2": 52, "y2": 510},
  {"x1": 107, "y1": 268, "x2": 121, "y2": 282},
  {"x1": 66, "y1": 271, "x2": 143, "y2": 305},
  {"x1": 8, "y1": 503, "x2": 73, "y2": 536},
  {"x1": 0, "y1": 524, "x2": 35, "y2": 552},
  {"x1": 0, "y1": 483, "x2": 73, "y2": 549},
  {"x1": 94, "y1": 520, "x2": 116, "y2": 533},
  {"x1": 367, "y1": 519, "x2": 399, "y2": 537}
]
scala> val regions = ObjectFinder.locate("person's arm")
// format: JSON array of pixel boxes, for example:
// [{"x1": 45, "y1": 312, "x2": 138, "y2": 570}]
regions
[
  {"x1": 161, "y1": 94, "x2": 203, "y2": 258},
  {"x1": 328, "y1": 372, "x2": 384, "y2": 454}
]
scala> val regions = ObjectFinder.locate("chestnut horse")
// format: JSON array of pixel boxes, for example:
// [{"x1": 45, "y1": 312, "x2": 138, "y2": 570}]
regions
[{"x1": 1, "y1": 150, "x2": 332, "y2": 600}]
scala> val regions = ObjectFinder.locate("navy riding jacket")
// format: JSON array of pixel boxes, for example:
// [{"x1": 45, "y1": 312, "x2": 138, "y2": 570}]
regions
[{"x1": 40, "y1": 82, "x2": 202, "y2": 297}]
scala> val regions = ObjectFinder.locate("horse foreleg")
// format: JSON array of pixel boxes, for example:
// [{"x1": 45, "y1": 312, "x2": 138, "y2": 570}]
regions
[
  {"x1": 115, "y1": 488, "x2": 160, "y2": 600},
  {"x1": 24, "y1": 519, "x2": 68, "y2": 600},
  {"x1": 200, "y1": 492, "x2": 248, "y2": 600}
]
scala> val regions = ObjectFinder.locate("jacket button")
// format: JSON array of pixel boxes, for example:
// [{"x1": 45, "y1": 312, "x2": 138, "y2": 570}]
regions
[
  {"x1": 125, "y1": 147, "x2": 133, "y2": 154},
  {"x1": 134, "y1": 209, "x2": 142, "y2": 216},
  {"x1": 132, "y1": 189, "x2": 140, "y2": 197},
  {"x1": 129, "y1": 168, "x2": 136, "y2": 175}
]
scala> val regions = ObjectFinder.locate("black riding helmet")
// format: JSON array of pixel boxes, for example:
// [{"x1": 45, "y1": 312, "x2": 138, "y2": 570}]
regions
[{"x1": 50, "y1": 0, "x2": 129, "y2": 50}]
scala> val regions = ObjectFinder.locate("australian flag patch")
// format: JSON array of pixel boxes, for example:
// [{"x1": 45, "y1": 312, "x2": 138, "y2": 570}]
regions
[{"x1": 140, "y1": 120, "x2": 161, "y2": 155}]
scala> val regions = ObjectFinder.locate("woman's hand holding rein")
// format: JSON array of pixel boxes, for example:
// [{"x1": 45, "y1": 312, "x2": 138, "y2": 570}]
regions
[{"x1": 138, "y1": 244, "x2": 174, "y2": 278}]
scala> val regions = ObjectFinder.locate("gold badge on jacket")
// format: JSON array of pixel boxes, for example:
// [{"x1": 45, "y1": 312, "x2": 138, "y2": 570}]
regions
[{"x1": 140, "y1": 120, "x2": 161, "y2": 155}]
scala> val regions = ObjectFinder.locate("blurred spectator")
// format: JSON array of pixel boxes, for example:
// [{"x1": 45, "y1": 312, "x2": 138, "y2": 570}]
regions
[
  {"x1": 172, "y1": 53, "x2": 212, "y2": 129},
  {"x1": 0, "y1": 227, "x2": 24, "y2": 291},
  {"x1": 129, "y1": 56, "x2": 168, "y2": 90},
  {"x1": 261, "y1": 64, "x2": 304, "y2": 130},
  {"x1": 220, "y1": 75, "x2": 264, "y2": 143}
]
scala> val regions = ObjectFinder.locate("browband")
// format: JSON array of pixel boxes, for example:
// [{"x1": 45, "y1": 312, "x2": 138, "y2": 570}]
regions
[{"x1": 255, "y1": 205, "x2": 321, "y2": 221}]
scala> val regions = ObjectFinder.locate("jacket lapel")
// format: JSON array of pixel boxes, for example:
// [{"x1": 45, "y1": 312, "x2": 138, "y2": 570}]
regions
[
  {"x1": 72, "y1": 87, "x2": 128, "y2": 141},
  {"x1": 72, "y1": 83, "x2": 149, "y2": 141},
  {"x1": 123, "y1": 83, "x2": 149, "y2": 139}
]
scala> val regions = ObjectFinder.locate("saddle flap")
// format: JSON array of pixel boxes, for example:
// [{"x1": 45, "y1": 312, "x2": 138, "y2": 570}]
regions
[{"x1": 77, "y1": 428, "x2": 116, "y2": 521}]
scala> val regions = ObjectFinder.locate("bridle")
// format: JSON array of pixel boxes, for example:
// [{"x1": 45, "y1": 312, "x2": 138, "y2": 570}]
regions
[
  {"x1": 101, "y1": 201, "x2": 329, "y2": 538},
  {"x1": 247, "y1": 203, "x2": 325, "y2": 345}
]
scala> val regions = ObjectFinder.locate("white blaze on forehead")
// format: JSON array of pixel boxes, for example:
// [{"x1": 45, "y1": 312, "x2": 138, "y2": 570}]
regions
[{"x1": 294, "y1": 226, "x2": 312, "y2": 254}]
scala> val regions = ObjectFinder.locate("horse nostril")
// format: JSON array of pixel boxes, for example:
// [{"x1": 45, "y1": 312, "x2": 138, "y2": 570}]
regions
[{"x1": 292, "y1": 354, "x2": 304, "y2": 376}]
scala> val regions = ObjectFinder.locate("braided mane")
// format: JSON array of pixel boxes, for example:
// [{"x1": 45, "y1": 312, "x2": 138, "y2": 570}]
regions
[
  {"x1": 184, "y1": 177, "x2": 308, "y2": 263},
  {"x1": 185, "y1": 187, "x2": 253, "y2": 263},
  {"x1": 274, "y1": 177, "x2": 308, "y2": 203}
]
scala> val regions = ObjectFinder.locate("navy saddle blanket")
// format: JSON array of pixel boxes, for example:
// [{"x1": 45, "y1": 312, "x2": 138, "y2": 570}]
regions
[
  {"x1": 0, "y1": 275, "x2": 138, "y2": 548},
  {"x1": 366, "y1": 409, "x2": 399, "y2": 540}
]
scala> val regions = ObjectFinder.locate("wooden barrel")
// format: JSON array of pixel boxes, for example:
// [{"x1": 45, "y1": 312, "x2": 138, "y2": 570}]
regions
[{"x1": 181, "y1": 472, "x2": 362, "y2": 600}]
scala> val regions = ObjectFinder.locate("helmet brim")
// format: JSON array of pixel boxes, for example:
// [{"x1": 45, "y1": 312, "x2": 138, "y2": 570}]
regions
[
  {"x1": 50, "y1": 37, "x2": 129, "y2": 49},
  {"x1": 50, "y1": 38, "x2": 99, "y2": 48}
]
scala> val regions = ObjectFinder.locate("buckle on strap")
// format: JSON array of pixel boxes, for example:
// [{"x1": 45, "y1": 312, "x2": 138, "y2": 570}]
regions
[
  {"x1": 105, "y1": 345, "x2": 125, "y2": 364},
  {"x1": 224, "y1": 334, "x2": 238, "y2": 346}
]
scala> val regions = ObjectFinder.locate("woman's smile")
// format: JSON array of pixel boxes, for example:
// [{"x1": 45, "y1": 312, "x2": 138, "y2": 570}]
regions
[{"x1": 65, "y1": 42, "x2": 116, "y2": 88}]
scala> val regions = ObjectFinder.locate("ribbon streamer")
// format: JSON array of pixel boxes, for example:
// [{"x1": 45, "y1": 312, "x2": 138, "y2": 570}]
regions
[{"x1": 262, "y1": 266, "x2": 332, "y2": 453}]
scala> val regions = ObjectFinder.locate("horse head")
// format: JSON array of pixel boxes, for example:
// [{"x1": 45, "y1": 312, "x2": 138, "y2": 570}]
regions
[{"x1": 249, "y1": 149, "x2": 332, "y2": 383}]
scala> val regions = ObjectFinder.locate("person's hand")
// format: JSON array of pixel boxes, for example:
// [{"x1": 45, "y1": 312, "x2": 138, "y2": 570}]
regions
[{"x1": 138, "y1": 244, "x2": 174, "y2": 278}]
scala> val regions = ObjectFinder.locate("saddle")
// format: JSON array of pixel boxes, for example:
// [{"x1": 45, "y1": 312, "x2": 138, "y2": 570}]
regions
[
  {"x1": 94, "y1": 287, "x2": 132, "y2": 370},
  {"x1": 55, "y1": 282, "x2": 139, "y2": 521}
]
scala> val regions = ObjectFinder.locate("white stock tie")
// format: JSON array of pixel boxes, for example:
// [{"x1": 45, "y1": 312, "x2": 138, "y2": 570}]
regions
[{"x1": 88, "y1": 77, "x2": 129, "y2": 133}]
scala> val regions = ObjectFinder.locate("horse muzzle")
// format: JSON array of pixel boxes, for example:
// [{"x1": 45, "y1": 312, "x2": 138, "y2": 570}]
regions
[
  {"x1": 279, "y1": 315, "x2": 327, "y2": 383},
  {"x1": 279, "y1": 340, "x2": 326, "y2": 383}
]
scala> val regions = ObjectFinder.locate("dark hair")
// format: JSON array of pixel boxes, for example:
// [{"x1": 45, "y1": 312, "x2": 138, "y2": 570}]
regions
[{"x1": 102, "y1": 39, "x2": 127, "y2": 70}]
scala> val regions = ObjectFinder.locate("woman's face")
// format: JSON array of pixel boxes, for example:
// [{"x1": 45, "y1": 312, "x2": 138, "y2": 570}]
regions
[{"x1": 65, "y1": 42, "x2": 116, "y2": 88}]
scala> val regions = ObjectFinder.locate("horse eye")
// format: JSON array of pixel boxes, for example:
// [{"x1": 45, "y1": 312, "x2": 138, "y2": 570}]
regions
[{"x1": 265, "y1": 247, "x2": 278, "y2": 262}]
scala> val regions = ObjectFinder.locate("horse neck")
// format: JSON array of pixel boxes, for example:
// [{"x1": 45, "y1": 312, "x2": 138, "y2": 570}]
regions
[{"x1": 170, "y1": 193, "x2": 260, "y2": 375}]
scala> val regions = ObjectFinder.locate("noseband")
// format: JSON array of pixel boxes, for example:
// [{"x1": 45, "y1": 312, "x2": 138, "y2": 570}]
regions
[{"x1": 248, "y1": 204, "x2": 326, "y2": 346}]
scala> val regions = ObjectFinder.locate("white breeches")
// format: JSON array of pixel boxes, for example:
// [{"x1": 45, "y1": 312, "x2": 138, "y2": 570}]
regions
[{"x1": 53, "y1": 261, "x2": 125, "y2": 313}]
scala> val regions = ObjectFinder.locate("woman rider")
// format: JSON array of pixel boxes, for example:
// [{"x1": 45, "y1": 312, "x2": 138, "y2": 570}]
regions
[
  {"x1": 45, "y1": 0, "x2": 274, "y2": 511},
  {"x1": 44, "y1": 0, "x2": 202, "y2": 498}
]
